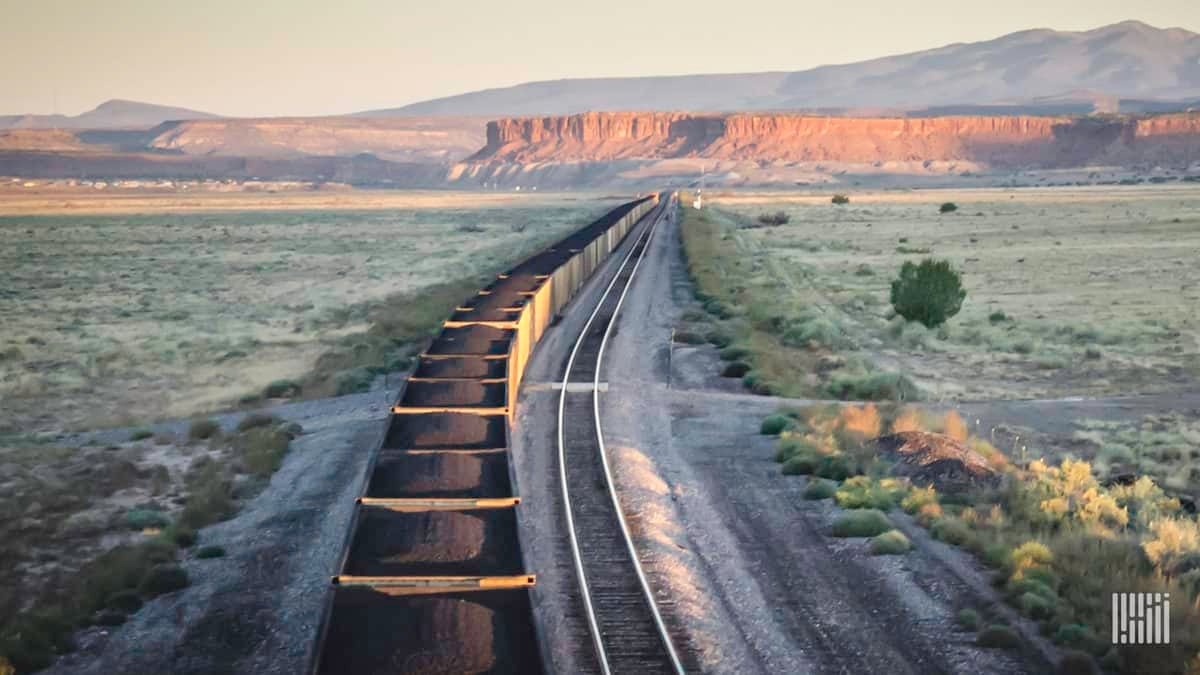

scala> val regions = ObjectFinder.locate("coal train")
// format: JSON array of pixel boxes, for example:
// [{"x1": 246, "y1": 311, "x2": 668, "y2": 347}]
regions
[{"x1": 311, "y1": 195, "x2": 660, "y2": 674}]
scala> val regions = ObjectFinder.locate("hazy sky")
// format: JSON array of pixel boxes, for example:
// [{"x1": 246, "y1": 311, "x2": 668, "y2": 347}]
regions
[{"x1": 2, "y1": 0, "x2": 1198, "y2": 117}]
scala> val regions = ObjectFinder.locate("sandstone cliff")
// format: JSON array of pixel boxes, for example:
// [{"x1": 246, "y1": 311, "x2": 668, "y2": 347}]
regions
[{"x1": 470, "y1": 111, "x2": 1200, "y2": 169}]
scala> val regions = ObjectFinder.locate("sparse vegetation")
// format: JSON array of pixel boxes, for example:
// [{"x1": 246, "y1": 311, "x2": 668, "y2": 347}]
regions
[
  {"x1": 832, "y1": 194, "x2": 850, "y2": 205},
  {"x1": 976, "y1": 625, "x2": 1021, "y2": 648},
  {"x1": 756, "y1": 211, "x2": 791, "y2": 226},
  {"x1": 957, "y1": 608, "x2": 980, "y2": 631},
  {"x1": 869, "y1": 529, "x2": 912, "y2": 555},
  {"x1": 804, "y1": 478, "x2": 838, "y2": 500},
  {"x1": 939, "y1": 202, "x2": 959, "y2": 213}
]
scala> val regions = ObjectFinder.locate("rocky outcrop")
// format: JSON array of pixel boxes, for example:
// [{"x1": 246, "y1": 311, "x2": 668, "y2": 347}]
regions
[
  {"x1": 470, "y1": 111, "x2": 1200, "y2": 168},
  {"x1": 146, "y1": 117, "x2": 487, "y2": 162}
]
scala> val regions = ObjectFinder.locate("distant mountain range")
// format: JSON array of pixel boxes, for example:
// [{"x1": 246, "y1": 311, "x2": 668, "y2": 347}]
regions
[
  {"x1": 367, "y1": 20, "x2": 1200, "y2": 117},
  {"x1": 0, "y1": 99, "x2": 218, "y2": 131}
]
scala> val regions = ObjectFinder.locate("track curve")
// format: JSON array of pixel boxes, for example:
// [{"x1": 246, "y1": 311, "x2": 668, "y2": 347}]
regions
[{"x1": 557, "y1": 195, "x2": 687, "y2": 675}]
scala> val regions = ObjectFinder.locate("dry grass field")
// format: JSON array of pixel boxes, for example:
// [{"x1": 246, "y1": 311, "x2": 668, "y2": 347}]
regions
[
  {"x1": 0, "y1": 190, "x2": 614, "y2": 435},
  {"x1": 709, "y1": 186, "x2": 1200, "y2": 401}
]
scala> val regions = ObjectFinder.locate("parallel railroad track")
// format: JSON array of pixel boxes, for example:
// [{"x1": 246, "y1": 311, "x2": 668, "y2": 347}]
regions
[{"x1": 557, "y1": 196, "x2": 688, "y2": 675}]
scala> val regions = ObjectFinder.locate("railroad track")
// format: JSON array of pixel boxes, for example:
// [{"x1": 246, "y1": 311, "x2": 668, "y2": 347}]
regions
[{"x1": 557, "y1": 196, "x2": 687, "y2": 675}]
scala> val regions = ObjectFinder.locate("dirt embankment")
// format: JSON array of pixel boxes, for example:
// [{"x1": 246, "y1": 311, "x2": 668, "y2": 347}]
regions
[{"x1": 469, "y1": 111, "x2": 1200, "y2": 168}]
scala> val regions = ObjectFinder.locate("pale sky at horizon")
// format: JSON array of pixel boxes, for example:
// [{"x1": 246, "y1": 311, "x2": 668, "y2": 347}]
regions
[{"x1": 2, "y1": 0, "x2": 1198, "y2": 117}]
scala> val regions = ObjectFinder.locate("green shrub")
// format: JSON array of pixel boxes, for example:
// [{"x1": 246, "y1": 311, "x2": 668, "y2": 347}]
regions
[
  {"x1": 931, "y1": 517, "x2": 972, "y2": 546},
  {"x1": 854, "y1": 263, "x2": 874, "y2": 276},
  {"x1": 125, "y1": 508, "x2": 170, "y2": 530},
  {"x1": 815, "y1": 454, "x2": 855, "y2": 481},
  {"x1": 957, "y1": 608, "x2": 980, "y2": 631},
  {"x1": 832, "y1": 194, "x2": 850, "y2": 205},
  {"x1": 673, "y1": 331, "x2": 704, "y2": 344},
  {"x1": 721, "y1": 361, "x2": 751, "y2": 378},
  {"x1": 901, "y1": 486, "x2": 939, "y2": 514},
  {"x1": 238, "y1": 393, "x2": 260, "y2": 405},
  {"x1": 335, "y1": 366, "x2": 375, "y2": 395},
  {"x1": 760, "y1": 415, "x2": 793, "y2": 435},
  {"x1": 179, "y1": 462, "x2": 235, "y2": 530},
  {"x1": 187, "y1": 418, "x2": 221, "y2": 440},
  {"x1": 890, "y1": 258, "x2": 966, "y2": 328},
  {"x1": 804, "y1": 478, "x2": 838, "y2": 500},
  {"x1": 262, "y1": 379, "x2": 301, "y2": 398},
  {"x1": 196, "y1": 545, "x2": 226, "y2": 559},
  {"x1": 235, "y1": 412, "x2": 279, "y2": 433},
  {"x1": 236, "y1": 427, "x2": 291, "y2": 478},
  {"x1": 826, "y1": 372, "x2": 921, "y2": 402},
  {"x1": 130, "y1": 429, "x2": 154, "y2": 441},
  {"x1": 1019, "y1": 591, "x2": 1055, "y2": 620},
  {"x1": 836, "y1": 476, "x2": 901, "y2": 510},
  {"x1": 782, "y1": 455, "x2": 819, "y2": 475},
  {"x1": 988, "y1": 310, "x2": 1008, "y2": 323},
  {"x1": 775, "y1": 437, "x2": 817, "y2": 463},
  {"x1": 831, "y1": 509, "x2": 893, "y2": 537},
  {"x1": 869, "y1": 529, "x2": 912, "y2": 555},
  {"x1": 757, "y1": 211, "x2": 790, "y2": 226},
  {"x1": 139, "y1": 565, "x2": 189, "y2": 597},
  {"x1": 977, "y1": 625, "x2": 1021, "y2": 648},
  {"x1": 939, "y1": 202, "x2": 959, "y2": 214},
  {"x1": 94, "y1": 610, "x2": 126, "y2": 627},
  {"x1": 782, "y1": 317, "x2": 841, "y2": 348}
]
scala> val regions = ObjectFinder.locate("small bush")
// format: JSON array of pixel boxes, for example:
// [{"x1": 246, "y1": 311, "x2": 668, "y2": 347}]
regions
[
  {"x1": 831, "y1": 509, "x2": 893, "y2": 537},
  {"x1": 335, "y1": 366, "x2": 375, "y2": 395},
  {"x1": 760, "y1": 415, "x2": 793, "y2": 435},
  {"x1": 673, "y1": 331, "x2": 704, "y2": 344},
  {"x1": 1019, "y1": 592, "x2": 1055, "y2": 620},
  {"x1": 235, "y1": 427, "x2": 291, "y2": 478},
  {"x1": 826, "y1": 372, "x2": 921, "y2": 402},
  {"x1": 931, "y1": 517, "x2": 972, "y2": 546},
  {"x1": 804, "y1": 479, "x2": 838, "y2": 500},
  {"x1": 890, "y1": 258, "x2": 966, "y2": 328},
  {"x1": 782, "y1": 454, "x2": 819, "y2": 475},
  {"x1": 756, "y1": 211, "x2": 790, "y2": 226},
  {"x1": 262, "y1": 379, "x2": 301, "y2": 398},
  {"x1": 130, "y1": 429, "x2": 154, "y2": 441},
  {"x1": 977, "y1": 625, "x2": 1021, "y2": 648},
  {"x1": 854, "y1": 263, "x2": 874, "y2": 276},
  {"x1": 236, "y1": 413, "x2": 279, "y2": 433},
  {"x1": 138, "y1": 564, "x2": 189, "y2": 597},
  {"x1": 957, "y1": 608, "x2": 980, "y2": 631},
  {"x1": 988, "y1": 310, "x2": 1008, "y2": 323},
  {"x1": 187, "y1": 418, "x2": 220, "y2": 441},
  {"x1": 939, "y1": 202, "x2": 959, "y2": 214},
  {"x1": 869, "y1": 529, "x2": 912, "y2": 555},
  {"x1": 836, "y1": 476, "x2": 904, "y2": 510},
  {"x1": 901, "y1": 486, "x2": 939, "y2": 514},
  {"x1": 196, "y1": 545, "x2": 226, "y2": 559},
  {"x1": 721, "y1": 361, "x2": 751, "y2": 378},
  {"x1": 94, "y1": 610, "x2": 126, "y2": 627},
  {"x1": 814, "y1": 454, "x2": 855, "y2": 481},
  {"x1": 832, "y1": 194, "x2": 850, "y2": 205}
]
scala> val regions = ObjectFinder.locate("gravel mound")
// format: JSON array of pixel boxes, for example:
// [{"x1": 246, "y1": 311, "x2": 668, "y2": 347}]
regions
[{"x1": 875, "y1": 431, "x2": 998, "y2": 492}]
